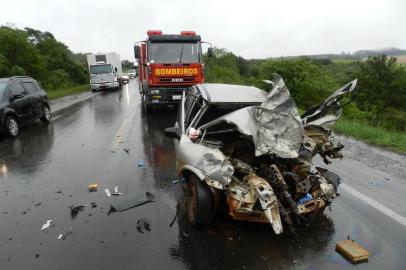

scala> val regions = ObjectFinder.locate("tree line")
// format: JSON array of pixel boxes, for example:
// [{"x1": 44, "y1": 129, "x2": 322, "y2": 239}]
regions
[
  {"x1": 204, "y1": 48, "x2": 406, "y2": 131},
  {"x1": 0, "y1": 25, "x2": 88, "y2": 90}
]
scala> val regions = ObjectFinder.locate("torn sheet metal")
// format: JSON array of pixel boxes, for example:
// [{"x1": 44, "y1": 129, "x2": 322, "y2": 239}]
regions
[
  {"x1": 253, "y1": 75, "x2": 303, "y2": 158},
  {"x1": 199, "y1": 75, "x2": 303, "y2": 159}
]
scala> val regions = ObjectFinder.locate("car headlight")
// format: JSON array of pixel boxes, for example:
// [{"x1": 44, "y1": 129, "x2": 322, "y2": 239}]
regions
[{"x1": 150, "y1": 90, "x2": 160, "y2": 94}]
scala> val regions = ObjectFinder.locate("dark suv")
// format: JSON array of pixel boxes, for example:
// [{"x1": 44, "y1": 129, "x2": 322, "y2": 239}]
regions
[{"x1": 0, "y1": 76, "x2": 51, "y2": 137}]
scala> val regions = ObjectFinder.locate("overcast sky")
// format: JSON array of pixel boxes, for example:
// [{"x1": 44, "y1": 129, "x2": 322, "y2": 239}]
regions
[{"x1": 1, "y1": 0, "x2": 406, "y2": 60}]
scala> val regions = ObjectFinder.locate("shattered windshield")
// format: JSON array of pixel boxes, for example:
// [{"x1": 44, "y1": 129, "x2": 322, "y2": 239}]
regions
[{"x1": 148, "y1": 42, "x2": 201, "y2": 63}]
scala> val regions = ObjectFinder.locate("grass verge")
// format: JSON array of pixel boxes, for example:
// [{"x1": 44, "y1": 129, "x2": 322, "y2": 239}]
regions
[
  {"x1": 47, "y1": 84, "x2": 90, "y2": 100},
  {"x1": 335, "y1": 118, "x2": 406, "y2": 154}
]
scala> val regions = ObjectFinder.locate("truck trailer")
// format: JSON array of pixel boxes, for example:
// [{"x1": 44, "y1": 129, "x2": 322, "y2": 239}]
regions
[
  {"x1": 134, "y1": 30, "x2": 212, "y2": 112},
  {"x1": 86, "y1": 52, "x2": 123, "y2": 91}
]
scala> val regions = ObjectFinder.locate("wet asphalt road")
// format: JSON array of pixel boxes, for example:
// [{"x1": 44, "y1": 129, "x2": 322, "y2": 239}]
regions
[{"x1": 1, "y1": 80, "x2": 406, "y2": 270}]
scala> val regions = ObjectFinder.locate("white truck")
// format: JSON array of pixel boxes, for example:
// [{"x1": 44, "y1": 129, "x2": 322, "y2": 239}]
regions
[{"x1": 86, "y1": 52, "x2": 123, "y2": 91}]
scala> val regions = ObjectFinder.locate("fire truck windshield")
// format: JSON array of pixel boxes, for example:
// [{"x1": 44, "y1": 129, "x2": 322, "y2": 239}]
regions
[
  {"x1": 90, "y1": 64, "x2": 113, "y2": 75},
  {"x1": 148, "y1": 43, "x2": 201, "y2": 63}
]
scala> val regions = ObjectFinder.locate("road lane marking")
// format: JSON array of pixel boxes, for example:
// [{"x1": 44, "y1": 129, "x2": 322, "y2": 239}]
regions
[
  {"x1": 110, "y1": 119, "x2": 129, "y2": 152},
  {"x1": 341, "y1": 183, "x2": 406, "y2": 228}
]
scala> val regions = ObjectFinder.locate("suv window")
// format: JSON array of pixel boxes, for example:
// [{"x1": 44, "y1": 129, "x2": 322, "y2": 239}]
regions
[
  {"x1": 22, "y1": 82, "x2": 38, "y2": 94},
  {"x1": 10, "y1": 82, "x2": 25, "y2": 96}
]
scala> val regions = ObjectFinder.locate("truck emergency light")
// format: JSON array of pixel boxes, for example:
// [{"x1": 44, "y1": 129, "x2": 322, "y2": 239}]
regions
[
  {"x1": 147, "y1": 30, "x2": 162, "y2": 36},
  {"x1": 180, "y1": 31, "x2": 196, "y2": 36}
]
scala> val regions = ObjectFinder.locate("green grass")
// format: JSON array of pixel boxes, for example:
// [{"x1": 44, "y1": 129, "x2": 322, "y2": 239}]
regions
[
  {"x1": 47, "y1": 84, "x2": 90, "y2": 100},
  {"x1": 335, "y1": 118, "x2": 406, "y2": 153}
]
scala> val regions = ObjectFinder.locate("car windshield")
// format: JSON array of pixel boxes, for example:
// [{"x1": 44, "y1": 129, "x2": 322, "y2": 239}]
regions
[
  {"x1": 197, "y1": 104, "x2": 249, "y2": 127},
  {"x1": 0, "y1": 82, "x2": 7, "y2": 97},
  {"x1": 90, "y1": 64, "x2": 112, "y2": 74},
  {"x1": 148, "y1": 42, "x2": 201, "y2": 63}
]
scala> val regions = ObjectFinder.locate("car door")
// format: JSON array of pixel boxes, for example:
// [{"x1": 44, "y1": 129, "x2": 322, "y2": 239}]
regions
[
  {"x1": 7, "y1": 82, "x2": 33, "y2": 122},
  {"x1": 22, "y1": 81, "x2": 43, "y2": 117}
]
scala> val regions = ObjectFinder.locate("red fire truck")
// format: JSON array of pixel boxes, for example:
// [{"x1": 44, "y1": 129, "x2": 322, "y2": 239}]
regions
[{"x1": 134, "y1": 30, "x2": 212, "y2": 111}]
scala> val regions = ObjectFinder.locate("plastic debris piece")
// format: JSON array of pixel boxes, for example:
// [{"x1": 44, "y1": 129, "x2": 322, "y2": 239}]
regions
[
  {"x1": 124, "y1": 148, "x2": 130, "y2": 154},
  {"x1": 138, "y1": 160, "x2": 145, "y2": 167},
  {"x1": 169, "y1": 202, "x2": 180, "y2": 227},
  {"x1": 70, "y1": 205, "x2": 85, "y2": 218},
  {"x1": 297, "y1": 193, "x2": 313, "y2": 205},
  {"x1": 172, "y1": 180, "x2": 179, "y2": 185},
  {"x1": 41, "y1": 220, "x2": 52, "y2": 231},
  {"x1": 136, "y1": 218, "x2": 151, "y2": 233},
  {"x1": 336, "y1": 239, "x2": 369, "y2": 263},
  {"x1": 105, "y1": 189, "x2": 111, "y2": 197},
  {"x1": 110, "y1": 192, "x2": 155, "y2": 212},
  {"x1": 111, "y1": 192, "x2": 123, "y2": 196},
  {"x1": 88, "y1": 184, "x2": 98, "y2": 192},
  {"x1": 91, "y1": 202, "x2": 97, "y2": 208},
  {"x1": 57, "y1": 234, "x2": 63, "y2": 240}
]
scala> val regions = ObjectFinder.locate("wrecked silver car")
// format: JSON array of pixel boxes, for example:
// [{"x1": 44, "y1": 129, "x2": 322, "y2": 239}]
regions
[{"x1": 165, "y1": 75, "x2": 357, "y2": 234}]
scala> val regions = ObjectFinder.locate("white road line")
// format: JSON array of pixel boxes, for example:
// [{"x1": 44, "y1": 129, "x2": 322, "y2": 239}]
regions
[
  {"x1": 341, "y1": 183, "x2": 406, "y2": 228},
  {"x1": 110, "y1": 119, "x2": 129, "y2": 152}
]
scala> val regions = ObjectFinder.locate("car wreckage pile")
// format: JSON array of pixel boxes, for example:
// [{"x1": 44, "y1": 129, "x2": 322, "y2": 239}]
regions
[{"x1": 189, "y1": 76, "x2": 357, "y2": 234}]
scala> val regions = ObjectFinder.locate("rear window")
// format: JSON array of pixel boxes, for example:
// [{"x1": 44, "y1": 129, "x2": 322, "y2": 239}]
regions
[{"x1": 22, "y1": 82, "x2": 38, "y2": 94}]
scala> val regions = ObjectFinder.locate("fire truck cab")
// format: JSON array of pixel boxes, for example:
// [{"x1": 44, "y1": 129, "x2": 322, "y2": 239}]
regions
[{"x1": 134, "y1": 30, "x2": 211, "y2": 111}]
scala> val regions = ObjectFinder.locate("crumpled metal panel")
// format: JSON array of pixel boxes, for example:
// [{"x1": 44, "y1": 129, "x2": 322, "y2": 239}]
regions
[
  {"x1": 253, "y1": 75, "x2": 303, "y2": 158},
  {"x1": 200, "y1": 75, "x2": 303, "y2": 158},
  {"x1": 193, "y1": 149, "x2": 234, "y2": 186}
]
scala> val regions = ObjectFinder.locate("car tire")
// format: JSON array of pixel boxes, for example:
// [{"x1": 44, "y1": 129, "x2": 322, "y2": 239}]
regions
[
  {"x1": 144, "y1": 103, "x2": 153, "y2": 114},
  {"x1": 5, "y1": 115, "x2": 19, "y2": 138},
  {"x1": 40, "y1": 105, "x2": 51, "y2": 123},
  {"x1": 186, "y1": 174, "x2": 214, "y2": 226}
]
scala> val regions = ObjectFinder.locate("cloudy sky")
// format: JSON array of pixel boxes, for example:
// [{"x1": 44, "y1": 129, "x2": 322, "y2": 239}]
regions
[{"x1": 1, "y1": 0, "x2": 406, "y2": 60}]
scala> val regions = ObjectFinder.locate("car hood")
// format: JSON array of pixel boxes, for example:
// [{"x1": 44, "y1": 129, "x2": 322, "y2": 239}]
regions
[{"x1": 200, "y1": 75, "x2": 303, "y2": 158}]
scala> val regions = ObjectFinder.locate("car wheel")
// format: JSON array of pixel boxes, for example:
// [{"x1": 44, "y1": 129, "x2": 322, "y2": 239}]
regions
[
  {"x1": 144, "y1": 103, "x2": 153, "y2": 114},
  {"x1": 5, "y1": 115, "x2": 19, "y2": 138},
  {"x1": 40, "y1": 105, "x2": 51, "y2": 123},
  {"x1": 186, "y1": 174, "x2": 214, "y2": 226}
]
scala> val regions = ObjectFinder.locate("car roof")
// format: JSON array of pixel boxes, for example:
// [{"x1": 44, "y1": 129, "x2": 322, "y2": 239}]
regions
[
  {"x1": 0, "y1": 76, "x2": 34, "y2": 84},
  {"x1": 197, "y1": 83, "x2": 267, "y2": 104}
]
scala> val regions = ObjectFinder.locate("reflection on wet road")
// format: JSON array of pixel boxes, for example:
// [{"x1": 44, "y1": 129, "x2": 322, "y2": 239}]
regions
[{"x1": 0, "y1": 81, "x2": 405, "y2": 269}]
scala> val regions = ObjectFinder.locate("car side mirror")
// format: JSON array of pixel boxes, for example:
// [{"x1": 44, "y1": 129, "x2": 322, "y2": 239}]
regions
[
  {"x1": 207, "y1": 47, "x2": 214, "y2": 58},
  {"x1": 164, "y1": 127, "x2": 181, "y2": 140}
]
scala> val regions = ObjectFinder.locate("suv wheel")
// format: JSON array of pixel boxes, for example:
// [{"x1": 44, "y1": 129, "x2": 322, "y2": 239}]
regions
[
  {"x1": 40, "y1": 105, "x2": 51, "y2": 123},
  {"x1": 186, "y1": 174, "x2": 214, "y2": 226},
  {"x1": 5, "y1": 116, "x2": 19, "y2": 138}
]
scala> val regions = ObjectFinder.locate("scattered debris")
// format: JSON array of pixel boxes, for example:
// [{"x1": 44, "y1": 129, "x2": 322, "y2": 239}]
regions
[
  {"x1": 35, "y1": 254, "x2": 40, "y2": 258},
  {"x1": 124, "y1": 148, "x2": 130, "y2": 154},
  {"x1": 34, "y1": 202, "x2": 42, "y2": 207},
  {"x1": 336, "y1": 239, "x2": 369, "y2": 264},
  {"x1": 109, "y1": 192, "x2": 155, "y2": 212},
  {"x1": 368, "y1": 181, "x2": 377, "y2": 187},
  {"x1": 111, "y1": 186, "x2": 123, "y2": 196},
  {"x1": 55, "y1": 190, "x2": 62, "y2": 194},
  {"x1": 169, "y1": 202, "x2": 180, "y2": 227},
  {"x1": 182, "y1": 232, "x2": 190, "y2": 237},
  {"x1": 136, "y1": 218, "x2": 151, "y2": 233},
  {"x1": 70, "y1": 205, "x2": 85, "y2": 218},
  {"x1": 105, "y1": 189, "x2": 112, "y2": 197},
  {"x1": 172, "y1": 180, "x2": 179, "y2": 185},
  {"x1": 57, "y1": 234, "x2": 64, "y2": 240},
  {"x1": 91, "y1": 202, "x2": 97, "y2": 208},
  {"x1": 41, "y1": 220, "x2": 52, "y2": 231},
  {"x1": 88, "y1": 184, "x2": 98, "y2": 192},
  {"x1": 138, "y1": 160, "x2": 145, "y2": 167}
]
